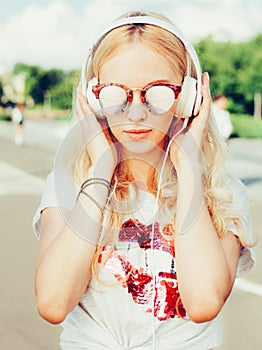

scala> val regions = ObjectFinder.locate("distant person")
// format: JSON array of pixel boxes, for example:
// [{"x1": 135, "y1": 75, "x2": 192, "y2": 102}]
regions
[
  {"x1": 212, "y1": 94, "x2": 233, "y2": 140},
  {"x1": 11, "y1": 103, "x2": 25, "y2": 146}
]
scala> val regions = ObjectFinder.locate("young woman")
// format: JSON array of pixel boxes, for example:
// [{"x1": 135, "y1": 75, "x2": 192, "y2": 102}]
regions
[{"x1": 33, "y1": 11, "x2": 255, "y2": 350}]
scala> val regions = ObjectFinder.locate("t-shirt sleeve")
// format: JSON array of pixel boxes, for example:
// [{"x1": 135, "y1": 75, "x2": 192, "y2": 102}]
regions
[
  {"x1": 227, "y1": 217, "x2": 256, "y2": 278},
  {"x1": 225, "y1": 180, "x2": 256, "y2": 278},
  {"x1": 32, "y1": 171, "x2": 77, "y2": 239}
]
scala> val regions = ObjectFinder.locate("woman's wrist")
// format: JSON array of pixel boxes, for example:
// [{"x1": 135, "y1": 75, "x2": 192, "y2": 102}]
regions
[
  {"x1": 72, "y1": 177, "x2": 111, "y2": 244},
  {"x1": 175, "y1": 159, "x2": 206, "y2": 234},
  {"x1": 175, "y1": 157, "x2": 205, "y2": 202},
  {"x1": 175, "y1": 154, "x2": 203, "y2": 178}
]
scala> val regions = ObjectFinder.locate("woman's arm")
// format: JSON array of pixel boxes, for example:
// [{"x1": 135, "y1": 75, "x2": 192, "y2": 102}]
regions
[
  {"x1": 174, "y1": 159, "x2": 241, "y2": 323},
  {"x1": 34, "y1": 167, "x2": 112, "y2": 324},
  {"x1": 35, "y1": 206, "x2": 96, "y2": 324},
  {"x1": 170, "y1": 73, "x2": 241, "y2": 322},
  {"x1": 35, "y1": 86, "x2": 115, "y2": 324}
]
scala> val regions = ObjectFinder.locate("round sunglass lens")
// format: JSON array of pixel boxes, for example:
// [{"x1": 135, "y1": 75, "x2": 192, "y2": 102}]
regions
[
  {"x1": 99, "y1": 86, "x2": 127, "y2": 115},
  {"x1": 145, "y1": 86, "x2": 175, "y2": 114}
]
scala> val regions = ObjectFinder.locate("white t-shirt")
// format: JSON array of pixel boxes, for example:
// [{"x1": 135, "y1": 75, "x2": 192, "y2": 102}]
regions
[
  {"x1": 212, "y1": 105, "x2": 233, "y2": 140},
  {"x1": 12, "y1": 107, "x2": 23, "y2": 124},
  {"x1": 32, "y1": 172, "x2": 256, "y2": 350}
]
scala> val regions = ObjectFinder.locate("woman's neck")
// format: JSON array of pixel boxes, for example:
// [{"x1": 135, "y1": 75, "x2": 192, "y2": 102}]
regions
[{"x1": 123, "y1": 147, "x2": 165, "y2": 189}]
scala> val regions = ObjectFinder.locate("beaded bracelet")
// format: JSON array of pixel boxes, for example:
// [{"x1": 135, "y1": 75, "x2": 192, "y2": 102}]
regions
[
  {"x1": 77, "y1": 189, "x2": 104, "y2": 215},
  {"x1": 77, "y1": 177, "x2": 112, "y2": 216},
  {"x1": 80, "y1": 177, "x2": 111, "y2": 195}
]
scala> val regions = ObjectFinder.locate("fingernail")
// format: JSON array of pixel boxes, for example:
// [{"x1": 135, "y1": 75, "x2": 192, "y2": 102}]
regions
[{"x1": 206, "y1": 72, "x2": 210, "y2": 81}]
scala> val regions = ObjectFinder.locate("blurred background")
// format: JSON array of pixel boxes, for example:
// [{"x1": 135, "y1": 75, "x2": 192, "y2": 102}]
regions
[{"x1": 0, "y1": 1, "x2": 261, "y2": 349}]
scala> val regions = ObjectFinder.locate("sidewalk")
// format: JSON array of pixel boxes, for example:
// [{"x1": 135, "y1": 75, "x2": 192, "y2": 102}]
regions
[{"x1": 0, "y1": 119, "x2": 70, "y2": 151}]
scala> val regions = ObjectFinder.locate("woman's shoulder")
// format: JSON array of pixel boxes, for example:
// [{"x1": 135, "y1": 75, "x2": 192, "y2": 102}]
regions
[{"x1": 32, "y1": 170, "x2": 77, "y2": 238}]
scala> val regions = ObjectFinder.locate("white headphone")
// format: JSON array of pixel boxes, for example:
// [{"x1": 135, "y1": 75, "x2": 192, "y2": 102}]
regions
[{"x1": 81, "y1": 16, "x2": 202, "y2": 119}]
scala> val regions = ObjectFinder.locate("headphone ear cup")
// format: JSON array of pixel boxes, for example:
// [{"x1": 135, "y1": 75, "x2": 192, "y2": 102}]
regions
[
  {"x1": 175, "y1": 76, "x2": 197, "y2": 119},
  {"x1": 82, "y1": 77, "x2": 105, "y2": 118},
  {"x1": 87, "y1": 78, "x2": 104, "y2": 118}
]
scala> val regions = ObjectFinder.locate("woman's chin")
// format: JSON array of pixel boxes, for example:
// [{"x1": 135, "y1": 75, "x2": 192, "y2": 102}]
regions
[
  {"x1": 121, "y1": 139, "x2": 153, "y2": 153},
  {"x1": 121, "y1": 140, "x2": 165, "y2": 161}
]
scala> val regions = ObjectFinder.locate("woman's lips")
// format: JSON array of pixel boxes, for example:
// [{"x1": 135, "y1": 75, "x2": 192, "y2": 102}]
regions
[{"x1": 124, "y1": 129, "x2": 152, "y2": 140}]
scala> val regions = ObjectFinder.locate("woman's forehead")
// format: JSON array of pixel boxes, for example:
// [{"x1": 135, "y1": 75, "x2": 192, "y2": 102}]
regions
[{"x1": 99, "y1": 42, "x2": 181, "y2": 85}]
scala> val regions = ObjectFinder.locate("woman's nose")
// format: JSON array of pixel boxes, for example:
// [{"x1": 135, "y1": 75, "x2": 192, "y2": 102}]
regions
[{"x1": 126, "y1": 91, "x2": 147, "y2": 122}]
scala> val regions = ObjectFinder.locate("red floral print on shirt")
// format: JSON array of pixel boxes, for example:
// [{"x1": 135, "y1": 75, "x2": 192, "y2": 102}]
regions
[
  {"x1": 119, "y1": 218, "x2": 175, "y2": 256},
  {"x1": 98, "y1": 219, "x2": 187, "y2": 321}
]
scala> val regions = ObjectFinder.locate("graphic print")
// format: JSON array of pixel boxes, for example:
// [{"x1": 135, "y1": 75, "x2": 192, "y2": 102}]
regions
[{"x1": 98, "y1": 218, "x2": 187, "y2": 321}]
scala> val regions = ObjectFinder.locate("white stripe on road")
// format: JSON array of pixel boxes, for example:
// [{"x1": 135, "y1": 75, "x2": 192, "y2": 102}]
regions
[
  {"x1": 0, "y1": 161, "x2": 45, "y2": 196},
  {"x1": 234, "y1": 278, "x2": 262, "y2": 297}
]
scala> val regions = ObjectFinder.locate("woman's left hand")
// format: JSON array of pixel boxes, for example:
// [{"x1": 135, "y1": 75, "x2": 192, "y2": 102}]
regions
[{"x1": 169, "y1": 72, "x2": 211, "y2": 167}]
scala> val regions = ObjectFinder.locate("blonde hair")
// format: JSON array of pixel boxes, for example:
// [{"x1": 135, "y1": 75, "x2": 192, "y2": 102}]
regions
[{"x1": 76, "y1": 11, "x2": 254, "y2": 290}]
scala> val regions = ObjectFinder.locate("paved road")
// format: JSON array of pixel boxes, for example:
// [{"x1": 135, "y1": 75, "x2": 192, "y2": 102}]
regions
[{"x1": 0, "y1": 120, "x2": 261, "y2": 349}]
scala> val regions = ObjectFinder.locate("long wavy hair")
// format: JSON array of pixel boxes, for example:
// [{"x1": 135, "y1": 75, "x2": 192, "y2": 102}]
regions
[{"x1": 75, "y1": 11, "x2": 254, "y2": 285}]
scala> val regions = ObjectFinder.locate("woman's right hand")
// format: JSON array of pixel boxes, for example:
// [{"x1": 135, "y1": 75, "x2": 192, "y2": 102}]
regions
[{"x1": 76, "y1": 83, "x2": 117, "y2": 175}]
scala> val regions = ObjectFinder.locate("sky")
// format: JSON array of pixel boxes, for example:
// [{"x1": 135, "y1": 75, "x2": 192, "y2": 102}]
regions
[{"x1": 0, "y1": 0, "x2": 261, "y2": 73}]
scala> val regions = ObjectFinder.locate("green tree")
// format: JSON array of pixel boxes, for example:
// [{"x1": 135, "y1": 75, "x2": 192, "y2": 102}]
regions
[
  {"x1": 12, "y1": 63, "x2": 68, "y2": 105},
  {"x1": 49, "y1": 70, "x2": 79, "y2": 109},
  {"x1": 0, "y1": 79, "x2": 3, "y2": 102},
  {"x1": 49, "y1": 76, "x2": 73, "y2": 109},
  {"x1": 195, "y1": 34, "x2": 262, "y2": 114},
  {"x1": 238, "y1": 35, "x2": 262, "y2": 113},
  {"x1": 13, "y1": 63, "x2": 44, "y2": 104}
]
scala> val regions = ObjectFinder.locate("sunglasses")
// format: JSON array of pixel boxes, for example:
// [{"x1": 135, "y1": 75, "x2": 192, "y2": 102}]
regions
[{"x1": 92, "y1": 81, "x2": 182, "y2": 116}]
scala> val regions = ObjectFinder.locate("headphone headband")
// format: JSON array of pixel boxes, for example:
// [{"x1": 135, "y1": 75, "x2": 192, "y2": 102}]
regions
[
  {"x1": 82, "y1": 15, "x2": 202, "y2": 117},
  {"x1": 92, "y1": 16, "x2": 192, "y2": 50}
]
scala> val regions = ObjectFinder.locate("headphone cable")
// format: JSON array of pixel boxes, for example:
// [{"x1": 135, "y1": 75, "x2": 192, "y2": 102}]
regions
[{"x1": 150, "y1": 118, "x2": 188, "y2": 350}]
